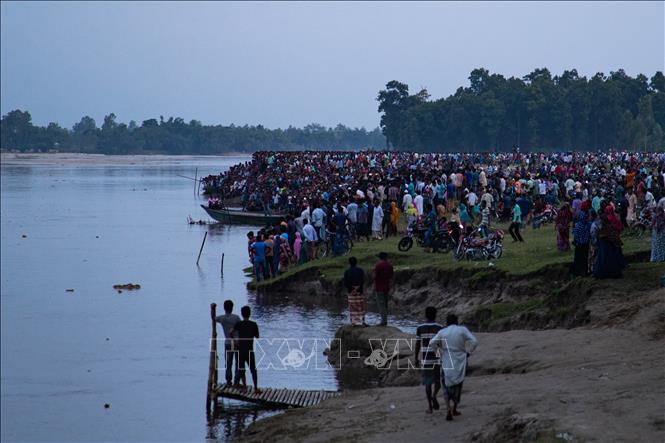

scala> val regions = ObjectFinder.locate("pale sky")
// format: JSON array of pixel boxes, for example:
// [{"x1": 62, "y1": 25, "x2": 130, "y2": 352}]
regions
[{"x1": 1, "y1": 1, "x2": 663, "y2": 129}]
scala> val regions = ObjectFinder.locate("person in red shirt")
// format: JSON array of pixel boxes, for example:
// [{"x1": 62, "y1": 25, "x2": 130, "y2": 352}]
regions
[{"x1": 373, "y1": 252, "x2": 394, "y2": 326}]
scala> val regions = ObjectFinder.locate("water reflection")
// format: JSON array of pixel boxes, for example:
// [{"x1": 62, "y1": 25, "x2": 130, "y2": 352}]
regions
[
  {"x1": 206, "y1": 401, "x2": 281, "y2": 442},
  {"x1": 1, "y1": 157, "x2": 417, "y2": 442}
]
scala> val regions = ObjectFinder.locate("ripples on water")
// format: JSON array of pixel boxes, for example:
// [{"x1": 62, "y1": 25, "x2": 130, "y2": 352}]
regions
[{"x1": 0, "y1": 156, "x2": 415, "y2": 442}]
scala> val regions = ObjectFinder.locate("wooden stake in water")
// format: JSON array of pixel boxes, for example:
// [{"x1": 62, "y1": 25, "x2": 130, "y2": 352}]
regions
[
  {"x1": 194, "y1": 167, "x2": 198, "y2": 195},
  {"x1": 221, "y1": 253, "x2": 224, "y2": 277},
  {"x1": 196, "y1": 231, "x2": 208, "y2": 266},
  {"x1": 206, "y1": 303, "x2": 218, "y2": 415}
]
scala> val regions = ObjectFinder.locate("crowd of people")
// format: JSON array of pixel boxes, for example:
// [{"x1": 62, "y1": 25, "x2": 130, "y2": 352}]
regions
[
  {"x1": 205, "y1": 150, "x2": 664, "y2": 282},
  {"x1": 210, "y1": 150, "x2": 665, "y2": 422}
]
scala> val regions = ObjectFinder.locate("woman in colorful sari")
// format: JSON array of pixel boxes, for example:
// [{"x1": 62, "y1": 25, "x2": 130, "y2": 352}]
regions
[
  {"x1": 388, "y1": 201, "x2": 399, "y2": 237},
  {"x1": 293, "y1": 232, "x2": 303, "y2": 263},
  {"x1": 555, "y1": 203, "x2": 573, "y2": 251},
  {"x1": 571, "y1": 209, "x2": 591, "y2": 276},
  {"x1": 650, "y1": 205, "x2": 665, "y2": 262},
  {"x1": 330, "y1": 228, "x2": 345, "y2": 256},
  {"x1": 588, "y1": 210, "x2": 600, "y2": 274},
  {"x1": 278, "y1": 231, "x2": 294, "y2": 273},
  {"x1": 594, "y1": 206, "x2": 626, "y2": 279}
]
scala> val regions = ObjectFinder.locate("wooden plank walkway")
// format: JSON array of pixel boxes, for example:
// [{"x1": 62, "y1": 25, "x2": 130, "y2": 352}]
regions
[{"x1": 214, "y1": 385, "x2": 341, "y2": 408}]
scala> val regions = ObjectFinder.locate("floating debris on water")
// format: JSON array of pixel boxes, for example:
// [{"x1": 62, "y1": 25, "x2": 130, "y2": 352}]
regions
[
  {"x1": 65, "y1": 289, "x2": 74, "y2": 292},
  {"x1": 104, "y1": 403, "x2": 110, "y2": 409},
  {"x1": 21, "y1": 234, "x2": 27, "y2": 238},
  {"x1": 187, "y1": 216, "x2": 211, "y2": 225},
  {"x1": 113, "y1": 283, "x2": 141, "y2": 290}
]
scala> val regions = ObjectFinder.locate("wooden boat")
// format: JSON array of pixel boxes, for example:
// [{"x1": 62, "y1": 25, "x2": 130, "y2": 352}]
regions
[{"x1": 200, "y1": 205, "x2": 284, "y2": 225}]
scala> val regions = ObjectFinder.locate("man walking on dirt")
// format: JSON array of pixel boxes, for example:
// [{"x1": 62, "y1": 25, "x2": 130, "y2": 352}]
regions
[
  {"x1": 415, "y1": 306, "x2": 444, "y2": 414},
  {"x1": 430, "y1": 314, "x2": 478, "y2": 421},
  {"x1": 373, "y1": 252, "x2": 394, "y2": 326}
]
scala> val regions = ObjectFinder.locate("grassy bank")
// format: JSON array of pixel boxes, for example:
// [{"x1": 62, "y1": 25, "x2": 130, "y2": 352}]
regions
[{"x1": 249, "y1": 222, "x2": 654, "y2": 290}]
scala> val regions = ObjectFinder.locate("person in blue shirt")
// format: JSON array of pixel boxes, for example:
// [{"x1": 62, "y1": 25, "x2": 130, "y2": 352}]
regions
[
  {"x1": 516, "y1": 195, "x2": 532, "y2": 225},
  {"x1": 509, "y1": 202, "x2": 524, "y2": 242},
  {"x1": 251, "y1": 234, "x2": 270, "y2": 282},
  {"x1": 458, "y1": 203, "x2": 472, "y2": 226}
]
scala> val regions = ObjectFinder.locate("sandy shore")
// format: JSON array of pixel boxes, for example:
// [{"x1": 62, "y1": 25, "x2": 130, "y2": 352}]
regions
[
  {"x1": 0, "y1": 152, "x2": 249, "y2": 166},
  {"x1": 238, "y1": 286, "x2": 665, "y2": 442},
  {"x1": 240, "y1": 326, "x2": 665, "y2": 442}
]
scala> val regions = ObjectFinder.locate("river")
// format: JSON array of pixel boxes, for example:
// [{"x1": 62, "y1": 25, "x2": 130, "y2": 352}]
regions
[{"x1": 0, "y1": 155, "x2": 413, "y2": 442}]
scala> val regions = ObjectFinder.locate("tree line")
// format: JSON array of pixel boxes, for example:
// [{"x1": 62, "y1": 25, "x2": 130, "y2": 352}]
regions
[
  {"x1": 378, "y1": 68, "x2": 665, "y2": 152},
  {"x1": 0, "y1": 112, "x2": 386, "y2": 154}
]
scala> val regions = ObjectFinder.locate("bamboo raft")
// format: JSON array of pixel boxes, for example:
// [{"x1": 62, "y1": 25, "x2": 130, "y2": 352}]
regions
[
  {"x1": 214, "y1": 385, "x2": 340, "y2": 408},
  {"x1": 205, "y1": 303, "x2": 341, "y2": 415}
]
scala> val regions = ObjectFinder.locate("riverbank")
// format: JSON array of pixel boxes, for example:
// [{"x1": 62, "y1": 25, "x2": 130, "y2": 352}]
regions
[
  {"x1": 249, "y1": 223, "x2": 656, "y2": 327},
  {"x1": 239, "y1": 225, "x2": 664, "y2": 442},
  {"x1": 0, "y1": 152, "x2": 249, "y2": 166}
]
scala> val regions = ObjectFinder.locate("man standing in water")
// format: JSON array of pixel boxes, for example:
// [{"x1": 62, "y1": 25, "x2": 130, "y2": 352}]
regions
[
  {"x1": 373, "y1": 252, "x2": 394, "y2": 326},
  {"x1": 430, "y1": 314, "x2": 478, "y2": 421},
  {"x1": 232, "y1": 305, "x2": 261, "y2": 392},
  {"x1": 216, "y1": 300, "x2": 240, "y2": 386},
  {"x1": 415, "y1": 307, "x2": 443, "y2": 414}
]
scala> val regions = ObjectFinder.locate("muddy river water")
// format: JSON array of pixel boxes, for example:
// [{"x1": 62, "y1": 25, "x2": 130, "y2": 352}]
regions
[{"x1": 1, "y1": 155, "x2": 414, "y2": 442}]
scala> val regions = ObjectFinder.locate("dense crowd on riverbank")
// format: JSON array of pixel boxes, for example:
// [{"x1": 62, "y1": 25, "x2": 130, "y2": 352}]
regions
[{"x1": 203, "y1": 150, "x2": 665, "y2": 281}]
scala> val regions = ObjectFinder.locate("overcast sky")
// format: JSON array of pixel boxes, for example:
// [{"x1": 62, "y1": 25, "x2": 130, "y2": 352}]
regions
[{"x1": 1, "y1": 1, "x2": 663, "y2": 129}]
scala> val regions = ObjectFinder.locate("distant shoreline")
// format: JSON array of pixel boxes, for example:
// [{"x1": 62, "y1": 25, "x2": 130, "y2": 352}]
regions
[{"x1": 0, "y1": 152, "x2": 251, "y2": 166}]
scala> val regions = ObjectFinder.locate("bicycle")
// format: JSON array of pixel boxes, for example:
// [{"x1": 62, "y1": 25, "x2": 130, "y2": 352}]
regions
[{"x1": 316, "y1": 228, "x2": 353, "y2": 259}]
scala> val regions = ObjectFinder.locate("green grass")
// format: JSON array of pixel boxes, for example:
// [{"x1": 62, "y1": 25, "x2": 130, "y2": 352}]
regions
[{"x1": 251, "y1": 221, "x2": 652, "y2": 288}]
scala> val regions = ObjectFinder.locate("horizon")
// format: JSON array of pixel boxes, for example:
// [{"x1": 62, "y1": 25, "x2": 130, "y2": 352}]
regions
[{"x1": 2, "y1": 1, "x2": 663, "y2": 129}]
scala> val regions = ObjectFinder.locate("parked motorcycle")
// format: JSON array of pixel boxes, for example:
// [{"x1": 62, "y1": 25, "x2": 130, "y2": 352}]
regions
[
  {"x1": 626, "y1": 207, "x2": 652, "y2": 238},
  {"x1": 398, "y1": 220, "x2": 459, "y2": 253},
  {"x1": 453, "y1": 227, "x2": 504, "y2": 261}
]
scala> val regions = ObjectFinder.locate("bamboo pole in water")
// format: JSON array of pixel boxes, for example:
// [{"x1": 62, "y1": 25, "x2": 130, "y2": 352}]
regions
[
  {"x1": 196, "y1": 231, "x2": 208, "y2": 266},
  {"x1": 206, "y1": 303, "x2": 218, "y2": 415},
  {"x1": 220, "y1": 253, "x2": 224, "y2": 277}
]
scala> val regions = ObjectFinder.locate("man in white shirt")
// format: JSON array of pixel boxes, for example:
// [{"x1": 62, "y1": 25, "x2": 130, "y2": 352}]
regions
[
  {"x1": 538, "y1": 180, "x2": 547, "y2": 196},
  {"x1": 302, "y1": 219, "x2": 318, "y2": 260},
  {"x1": 414, "y1": 191, "x2": 424, "y2": 216},
  {"x1": 347, "y1": 200, "x2": 359, "y2": 239},
  {"x1": 300, "y1": 204, "x2": 311, "y2": 222},
  {"x1": 311, "y1": 205, "x2": 326, "y2": 240},
  {"x1": 403, "y1": 191, "x2": 413, "y2": 212},
  {"x1": 430, "y1": 314, "x2": 478, "y2": 421}
]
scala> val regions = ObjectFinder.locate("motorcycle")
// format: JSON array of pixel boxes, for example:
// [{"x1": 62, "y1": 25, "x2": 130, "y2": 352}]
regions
[
  {"x1": 397, "y1": 221, "x2": 428, "y2": 251},
  {"x1": 453, "y1": 226, "x2": 504, "y2": 261},
  {"x1": 398, "y1": 220, "x2": 458, "y2": 253},
  {"x1": 532, "y1": 205, "x2": 557, "y2": 229}
]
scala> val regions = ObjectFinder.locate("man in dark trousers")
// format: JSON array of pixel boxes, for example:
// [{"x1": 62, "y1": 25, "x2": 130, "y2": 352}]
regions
[
  {"x1": 373, "y1": 252, "x2": 394, "y2": 326},
  {"x1": 216, "y1": 300, "x2": 241, "y2": 386},
  {"x1": 415, "y1": 306, "x2": 444, "y2": 414},
  {"x1": 232, "y1": 305, "x2": 260, "y2": 392}
]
